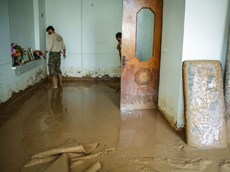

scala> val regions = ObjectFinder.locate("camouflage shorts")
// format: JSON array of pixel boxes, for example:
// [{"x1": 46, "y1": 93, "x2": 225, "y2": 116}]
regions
[{"x1": 48, "y1": 52, "x2": 62, "y2": 76}]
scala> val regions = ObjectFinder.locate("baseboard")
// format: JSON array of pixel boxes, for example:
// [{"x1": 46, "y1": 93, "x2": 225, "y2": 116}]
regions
[{"x1": 62, "y1": 76, "x2": 121, "y2": 82}]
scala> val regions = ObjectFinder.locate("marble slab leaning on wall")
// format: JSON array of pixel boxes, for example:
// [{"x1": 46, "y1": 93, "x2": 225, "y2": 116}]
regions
[{"x1": 183, "y1": 60, "x2": 227, "y2": 149}]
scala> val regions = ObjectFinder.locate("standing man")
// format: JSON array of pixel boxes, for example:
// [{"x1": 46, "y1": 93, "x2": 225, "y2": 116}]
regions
[
  {"x1": 115, "y1": 32, "x2": 122, "y2": 64},
  {"x1": 44, "y1": 26, "x2": 66, "y2": 89}
]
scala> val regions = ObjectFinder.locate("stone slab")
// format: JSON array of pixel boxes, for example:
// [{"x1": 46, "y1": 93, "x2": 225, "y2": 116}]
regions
[
  {"x1": 225, "y1": 34, "x2": 230, "y2": 119},
  {"x1": 183, "y1": 60, "x2": 227, "y2": 149}
]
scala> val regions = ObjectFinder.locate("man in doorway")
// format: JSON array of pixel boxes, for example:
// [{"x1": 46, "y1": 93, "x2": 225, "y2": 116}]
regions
[
  {"x1": 44, "y1": 26, "x2": 66, "y2": 89},
  {"x1": 115, "y1": 32, "x2": 122, "y2": 64}
]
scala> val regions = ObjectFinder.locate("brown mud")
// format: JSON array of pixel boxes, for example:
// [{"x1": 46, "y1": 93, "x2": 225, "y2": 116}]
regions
[{"x1": 0, "y1": 81, "x2": 229, "y2": 172}]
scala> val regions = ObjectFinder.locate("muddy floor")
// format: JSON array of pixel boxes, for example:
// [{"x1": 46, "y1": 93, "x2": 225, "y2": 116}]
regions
[{"x1": 0, "y1": 81, "x2": 230, "y2": 172}]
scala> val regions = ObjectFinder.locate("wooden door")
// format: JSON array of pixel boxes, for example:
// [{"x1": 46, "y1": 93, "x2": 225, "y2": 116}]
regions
[{"x1": 120, "y1": 0, "x2": 163, "y2": 110}]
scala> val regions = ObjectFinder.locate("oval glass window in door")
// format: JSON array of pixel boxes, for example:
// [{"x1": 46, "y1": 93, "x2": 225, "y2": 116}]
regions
[{"x1": 136, "y1": 8, "x2": 155, "y2": 62}]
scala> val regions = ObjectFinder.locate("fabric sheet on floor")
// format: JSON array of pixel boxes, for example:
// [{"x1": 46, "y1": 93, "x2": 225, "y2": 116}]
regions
[{"x1": 21, "y1": 139, "x2": 114, "y2": 172}]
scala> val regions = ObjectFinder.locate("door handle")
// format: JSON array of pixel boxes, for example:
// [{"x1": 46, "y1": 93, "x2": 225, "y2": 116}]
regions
[{"x1": 122, "y1": 56, "x2": 128, "y2": 68}]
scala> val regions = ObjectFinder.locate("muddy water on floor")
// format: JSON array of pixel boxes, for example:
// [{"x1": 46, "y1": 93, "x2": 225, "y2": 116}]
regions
[{"x1": 0, "y1": 81, "x2": 229, "y2": 172}]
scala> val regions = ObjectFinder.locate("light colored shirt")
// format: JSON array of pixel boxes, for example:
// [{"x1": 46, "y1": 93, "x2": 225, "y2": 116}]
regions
[{"x1": 47, "y1": 32, "x2": 66, "y2": 52}]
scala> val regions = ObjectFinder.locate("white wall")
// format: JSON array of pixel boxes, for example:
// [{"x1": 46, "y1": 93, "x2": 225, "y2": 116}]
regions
[
  {"x1": 182, "y1": 0, "x2": 230, "y2": 64},
  {"x1": 39, "y1": 0, "x2": 46, "y2": 51},
  {"x1": 8, "y1": 0, "x2": 35, "y2": 49},
  {"x1": 158, "y1": 0, "x2": 185, "y2": 128},
  {"x1": 180, "y1": 0, "x2": 230, "y2": 127},
  {"x1": 159, "y1": 0, "x2": 230, "y2": 129},
  {"x1": 0, "y1": 0, "x2": 47, "y2": 104},
  {"x1": 46, "y1": 0, "x2": 122, "y2": 78},
  {"x1": 0, "y1": 0, "x2": 11, "y2": 66}
]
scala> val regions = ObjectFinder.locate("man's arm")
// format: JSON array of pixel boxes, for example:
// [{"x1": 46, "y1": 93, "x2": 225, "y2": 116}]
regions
[
  {"x1": 63, "y1": 48, "x2": 66, "y2": 58},
  {"x1": 43, "y1": 50, "x2": 48, "y2": 58},
  {"x1": 61, "y1": 39, "x2": 66, "y2": 58},
  {"x1": 44, "y1": 35, "x2": 53, "y2": 57}
]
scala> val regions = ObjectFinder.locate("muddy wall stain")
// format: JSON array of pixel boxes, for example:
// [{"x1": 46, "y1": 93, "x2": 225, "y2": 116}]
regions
[{"x1": 0, "y1": 60, "x2": 47, "y2": 104}]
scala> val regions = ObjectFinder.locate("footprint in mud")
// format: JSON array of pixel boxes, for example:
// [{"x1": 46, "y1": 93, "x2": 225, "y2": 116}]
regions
[
  {"x1": 140, "y1": 167, "x2": 160, "y2": 172},
  {"x1": 164, "y1": 158, "x2": 212, "y2": 171},
  {"x1": 218, "y1": 160, "x2": 230, "y2": 172},
  {"x1": 172, "y1": 145, "x2": 185, "y2": 151},
  {"x1": 131, "y1": 157, "x2": 212, "y2": 172}
]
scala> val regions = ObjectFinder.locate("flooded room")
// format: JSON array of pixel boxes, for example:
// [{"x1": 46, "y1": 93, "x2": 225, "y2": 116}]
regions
[{"x1": 0, "y1": 0, "x2": 230, "y2": 171}]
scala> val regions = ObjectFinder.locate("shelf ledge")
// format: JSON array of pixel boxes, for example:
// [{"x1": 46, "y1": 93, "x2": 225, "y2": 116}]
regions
[{"x1": 12, "y1": 59, "x2": 42, "y2": 76}]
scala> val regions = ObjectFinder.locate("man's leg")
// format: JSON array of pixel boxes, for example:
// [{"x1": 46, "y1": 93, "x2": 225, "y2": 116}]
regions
[
  {"x1": 48, "y1": 52, "x2": 58, "y2": 89},
  {"x1": 58, "y1": 74, "x2": 63, "y2": 86},
  {"x1": 56, "y1": 53, "x2": 63, "y2": 86},
  {"x1": 51, "y1": 76, "x2": 58, "y2": 89}
]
